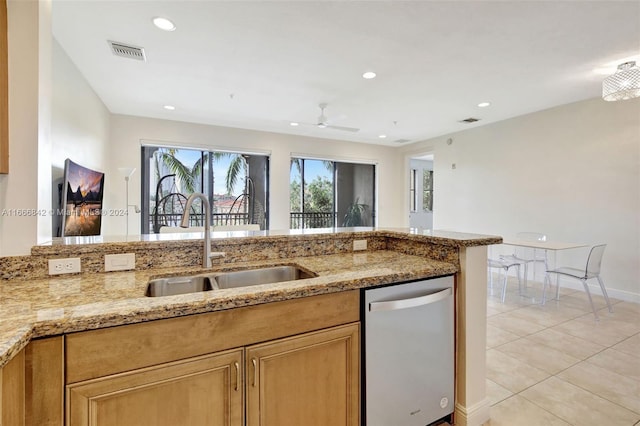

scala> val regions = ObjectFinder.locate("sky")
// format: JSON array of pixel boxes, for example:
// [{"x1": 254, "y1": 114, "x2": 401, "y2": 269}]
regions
[{"x1": 291, "y1": 159, "x2": 333, "y2": 183}]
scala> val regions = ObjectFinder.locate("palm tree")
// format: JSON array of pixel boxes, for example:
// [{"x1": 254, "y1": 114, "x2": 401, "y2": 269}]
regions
[
  {"x1": 155, "y1": 149, "x2": 246, "y2": 196},
  {"x1": 153, "y1": 148, "x2": 196, "y2": 194},
  {"x1": 214, "y1": 153, "x2": 246, "y2": 195}
]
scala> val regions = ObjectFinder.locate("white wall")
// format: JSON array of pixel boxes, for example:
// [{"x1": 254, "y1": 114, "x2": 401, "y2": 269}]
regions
[
  {"x1": 401, "y1": 97, "x2": 640, "y2": 299},
  {"x1": 0, "y1": 0, "x2": 52, "y2": 256},
  {"x1": 1, "y1": 14, "x2": 405, "y2": 253},
  {"x1": 51, "y1": 38, "x2": 110, "y2": 235},
  {"x1": 106, "y1": 115, "x2": 404, "y2": 235}
]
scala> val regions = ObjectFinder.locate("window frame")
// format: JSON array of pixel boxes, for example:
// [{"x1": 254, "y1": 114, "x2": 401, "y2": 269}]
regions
[
  {"x1": 422, "y1": 169, "x2": 433, "y2": 212},
  {"x1": 410, "y1": 168, "x2": 417, "y2": 212},
  {"x1": 141, "y1": 144, "x2": 270, "y2": 233},
  {"x1": 290, "y1": 156, "x2": 377, "y2": 229}
]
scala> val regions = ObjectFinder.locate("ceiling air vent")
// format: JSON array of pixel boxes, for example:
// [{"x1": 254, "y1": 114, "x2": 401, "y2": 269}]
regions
[
  {"x1": 108, "y1": 41, "x2": 146, "y2": 61},
  {"x1": 459, "y1": 117, "x2": 480, "y2": 124},
  {"x1": 393, "y1": 139, "x2": 411, "y2": 144}
]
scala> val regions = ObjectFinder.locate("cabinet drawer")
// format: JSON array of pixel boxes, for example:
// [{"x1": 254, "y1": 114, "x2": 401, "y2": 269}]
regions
[{"x1": 66, "y1": 290, "x2": 359, "y2": 383}]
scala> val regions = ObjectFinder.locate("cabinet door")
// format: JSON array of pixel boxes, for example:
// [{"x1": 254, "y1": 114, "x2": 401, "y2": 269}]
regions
[
  {"x1": 246, "y1": 323, "x2": 359, "y2": 426},
  {"x1": 67, "y1": 349, "x2": 243, "y2": 426},
  {"x1": 1, "y1": 349, "x2": 25, "y2": 426}
]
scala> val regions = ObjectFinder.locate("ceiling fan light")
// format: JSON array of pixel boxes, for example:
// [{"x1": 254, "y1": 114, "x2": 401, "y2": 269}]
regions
[{"x1": 602, "y1": 61, "x2": 640, "y2": 101}]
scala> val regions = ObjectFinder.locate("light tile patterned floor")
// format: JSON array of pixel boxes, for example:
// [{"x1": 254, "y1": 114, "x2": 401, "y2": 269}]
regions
[{"x1": 482, "y1": 278, "x2": 640, "y2": 426}]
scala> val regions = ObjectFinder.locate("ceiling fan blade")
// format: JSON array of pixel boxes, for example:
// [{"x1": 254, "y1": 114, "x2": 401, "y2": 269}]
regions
[{"x1": 326, "y1": 125, "x2": 360, "y2": 132}]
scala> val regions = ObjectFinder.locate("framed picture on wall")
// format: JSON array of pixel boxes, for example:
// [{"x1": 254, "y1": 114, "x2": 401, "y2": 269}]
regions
[{"x1": 61, "y1": 159, "x2": 105, "y2": 237}]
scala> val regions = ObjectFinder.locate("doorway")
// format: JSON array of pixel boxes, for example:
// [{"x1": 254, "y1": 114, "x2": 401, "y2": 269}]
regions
[{"x1": 408, "y1": 154, "x2": 434, "y2": 230}]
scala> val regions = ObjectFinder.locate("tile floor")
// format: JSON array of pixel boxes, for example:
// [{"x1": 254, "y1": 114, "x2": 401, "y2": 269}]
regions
[{"x1": 482, "y1": 277, "x2": 640, "y2": 426}]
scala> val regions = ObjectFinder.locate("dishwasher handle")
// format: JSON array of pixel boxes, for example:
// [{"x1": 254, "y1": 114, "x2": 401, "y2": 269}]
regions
[{"x1": 369, "y1": 288, "x2": 452, "y2": 312}]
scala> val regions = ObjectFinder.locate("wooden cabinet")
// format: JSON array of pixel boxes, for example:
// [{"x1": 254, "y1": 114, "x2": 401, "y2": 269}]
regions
[
  {"x1": 0, "y1": 291, "x2": 359, "y2": 425},
  {"x1": 1, "y1": 348, "x2": 25, "y2": 426},
  {"x1": 246, "y1": 323, "x2": 359, "y2": 426},
  {"x1": 25, "y1": 337, "x2": 64, "y2": 426},
  {"x1": 65, "y1": 323, "x2": 359, "y2": 426},
  {"x1": 63, "y1": 291, "x2": 360, "y2": 426},
  {"x1": 67, "y1": 349, "x2": 243, "y2": 426}
]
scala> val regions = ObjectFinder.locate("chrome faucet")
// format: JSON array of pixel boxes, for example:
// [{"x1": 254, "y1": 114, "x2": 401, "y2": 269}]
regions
[{"x1": 181, "y1": 193, "x2": 212, "y2": 268}]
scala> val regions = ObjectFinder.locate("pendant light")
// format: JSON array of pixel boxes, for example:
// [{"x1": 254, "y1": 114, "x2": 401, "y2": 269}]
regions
[{"x1": 602, "y1": 61, "x2": 640, "y2": 101}]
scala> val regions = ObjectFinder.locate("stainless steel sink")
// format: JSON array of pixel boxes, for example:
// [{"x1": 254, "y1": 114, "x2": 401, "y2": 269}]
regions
[
  {"x1": 146, "y1": 275, "x2": 214, "y2": 297},
  {"x1": 146, "y1": 266, "x2": 314, "y2": 297},
  {"x1": 211, "y1": 266, "x2": 314, "y2": 290}
]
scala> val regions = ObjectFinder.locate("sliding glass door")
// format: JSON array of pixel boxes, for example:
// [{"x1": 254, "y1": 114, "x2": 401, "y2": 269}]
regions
[
  {"x1": 141, "y1": 146, "x2": 269, "y2": 233},
  {"x1": 290, "y1": 157, "x2": 375, "y2": 229}
]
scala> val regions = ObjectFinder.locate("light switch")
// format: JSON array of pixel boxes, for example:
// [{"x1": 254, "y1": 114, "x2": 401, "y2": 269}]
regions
[
  {"x1": 353, "y1": 240, "x2": 367, "y2": 251},
  {"x1": 104, "y1": 253, "x2": 136, "y2": 272}
]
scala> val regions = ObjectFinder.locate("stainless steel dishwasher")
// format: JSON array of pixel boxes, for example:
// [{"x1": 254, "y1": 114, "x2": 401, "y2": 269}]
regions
[{"x1": 362, "y1": 276, "x2": 454, "y2": 426}]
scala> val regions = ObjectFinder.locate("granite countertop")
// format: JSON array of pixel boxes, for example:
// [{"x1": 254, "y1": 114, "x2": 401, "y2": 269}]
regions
[{"x1": 0, "y1": 250, "x2": 458, "y2": 368}]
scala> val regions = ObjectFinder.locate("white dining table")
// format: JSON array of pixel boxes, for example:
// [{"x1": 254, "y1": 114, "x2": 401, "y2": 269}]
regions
[
  {"x1": 501, "y1": 239, "x2": 589, "y2": 301},
  {"x1": 501, "y1": 239, "x2": 588, "y2": 251}
]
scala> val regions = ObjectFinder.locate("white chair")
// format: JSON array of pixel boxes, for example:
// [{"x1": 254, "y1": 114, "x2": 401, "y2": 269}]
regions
[
  {"x1": 500, "y1": 232, "x2": 548, "y2": 286},
  {"x1": 543, "y1": 244, "x2": 613, "y2": 320},
  {"x1": 487, "y1": 256, "x2": 523, "y2": 303}
]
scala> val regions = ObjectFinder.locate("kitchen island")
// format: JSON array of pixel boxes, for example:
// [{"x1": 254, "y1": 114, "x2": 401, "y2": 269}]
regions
[{"x1": 0, "y1": 228, "x2": 500, "y2": 426}]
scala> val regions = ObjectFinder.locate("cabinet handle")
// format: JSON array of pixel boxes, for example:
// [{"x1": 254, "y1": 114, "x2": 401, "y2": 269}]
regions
[
  {"x1": 234, "y1": 362, "x2": 239, "y2": 391},
  {"x1": 251, "y1": 358, "x2": 257, "y2": 387},
  {"x1": 369, "y1": 288, "x2": 452, "y2": 312}
]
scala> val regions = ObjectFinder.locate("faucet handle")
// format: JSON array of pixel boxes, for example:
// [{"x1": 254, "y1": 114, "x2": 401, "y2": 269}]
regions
[{"x1": 210, "y1": 252, "x2": 226, "y2": 259}]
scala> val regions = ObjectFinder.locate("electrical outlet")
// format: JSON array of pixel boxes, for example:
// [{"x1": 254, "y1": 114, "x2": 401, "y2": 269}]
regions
[
  {"x1": 353, "y1": 239, "x2": 367, "y2": 251},
  {"x1": 104, "y1": 253, "x2": 136, "y2": 272},
  {"x1": 48, "y1": 258, "x2": 81, "y2": 275}
]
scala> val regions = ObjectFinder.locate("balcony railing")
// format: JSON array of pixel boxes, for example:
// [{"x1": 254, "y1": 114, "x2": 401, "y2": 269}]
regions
[
  {"x1": 289, "y1": 212, "x2": 337, "y2": 229},
  {"x1": 151, "y1": 213, "x2": 250, "y2": 233}
]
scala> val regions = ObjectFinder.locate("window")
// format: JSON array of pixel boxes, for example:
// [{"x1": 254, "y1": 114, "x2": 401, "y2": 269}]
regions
[
  {"x1": 410, "y1": 169, "x2": 417, "y2": 212},
  {"x1": 141, "y1": 146, "x2": 269, "y2": 233},
  {"x1": 290, "y1": 158, "x2": 375, "y2": 229},
  {"x1": 423, "y1": 169, "x2": 433, "y2": 212}
]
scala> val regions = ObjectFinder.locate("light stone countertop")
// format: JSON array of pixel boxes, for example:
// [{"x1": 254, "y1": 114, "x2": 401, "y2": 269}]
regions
[
  {"x1": 0, "y1": 229, "x2": 503, "y2": 368},
  {"x1": 0, "y1": 250, "x2": 458, "y2": 368}
]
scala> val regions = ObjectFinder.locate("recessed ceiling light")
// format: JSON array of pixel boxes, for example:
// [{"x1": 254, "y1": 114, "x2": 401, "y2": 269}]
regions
[
  {"x1": 477, "y1": 102, "x2": 491, "y2": 108},
  {"x1": 163, "y1": 105, "x2": 176, "y2": 111},
  {"x1": 362, "y1": 71, "x2": 377, "y2": 79},
  {"x1": 289, "y1": 122, "x2": 299, "y2": 127},
  {"x1": 378, "y1": 134, "x2": 387, "y2": 139},
  {"x1": 153, "y1": 17, "x2": 176, "y2": 32}
]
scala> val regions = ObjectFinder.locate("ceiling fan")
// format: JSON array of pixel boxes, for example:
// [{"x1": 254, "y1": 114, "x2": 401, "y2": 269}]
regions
[{"x1": 295, "y1": 103, "x2": 360, "y2": 133}]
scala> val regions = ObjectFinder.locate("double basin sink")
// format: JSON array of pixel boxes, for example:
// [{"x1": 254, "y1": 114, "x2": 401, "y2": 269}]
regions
[{"x1": 146, "y1": 265, "x2": 315, "y2": 297}]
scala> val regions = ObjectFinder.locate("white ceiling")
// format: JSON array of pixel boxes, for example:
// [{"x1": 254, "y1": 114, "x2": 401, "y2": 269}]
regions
[{"x1": 52, "y1": 1, "x2": 640, "y2": 147}]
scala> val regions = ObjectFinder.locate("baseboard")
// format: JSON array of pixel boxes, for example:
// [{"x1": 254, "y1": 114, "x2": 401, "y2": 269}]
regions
[
  {"x1": 556, "y1": 278, "x2": 640, "y2": 303},
  {"x1": 490, "y1": 272, "x2": 640, "y2": 304},
  {"x1": 454, "y1": 399, "x2": 490, "y2": 426}
]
